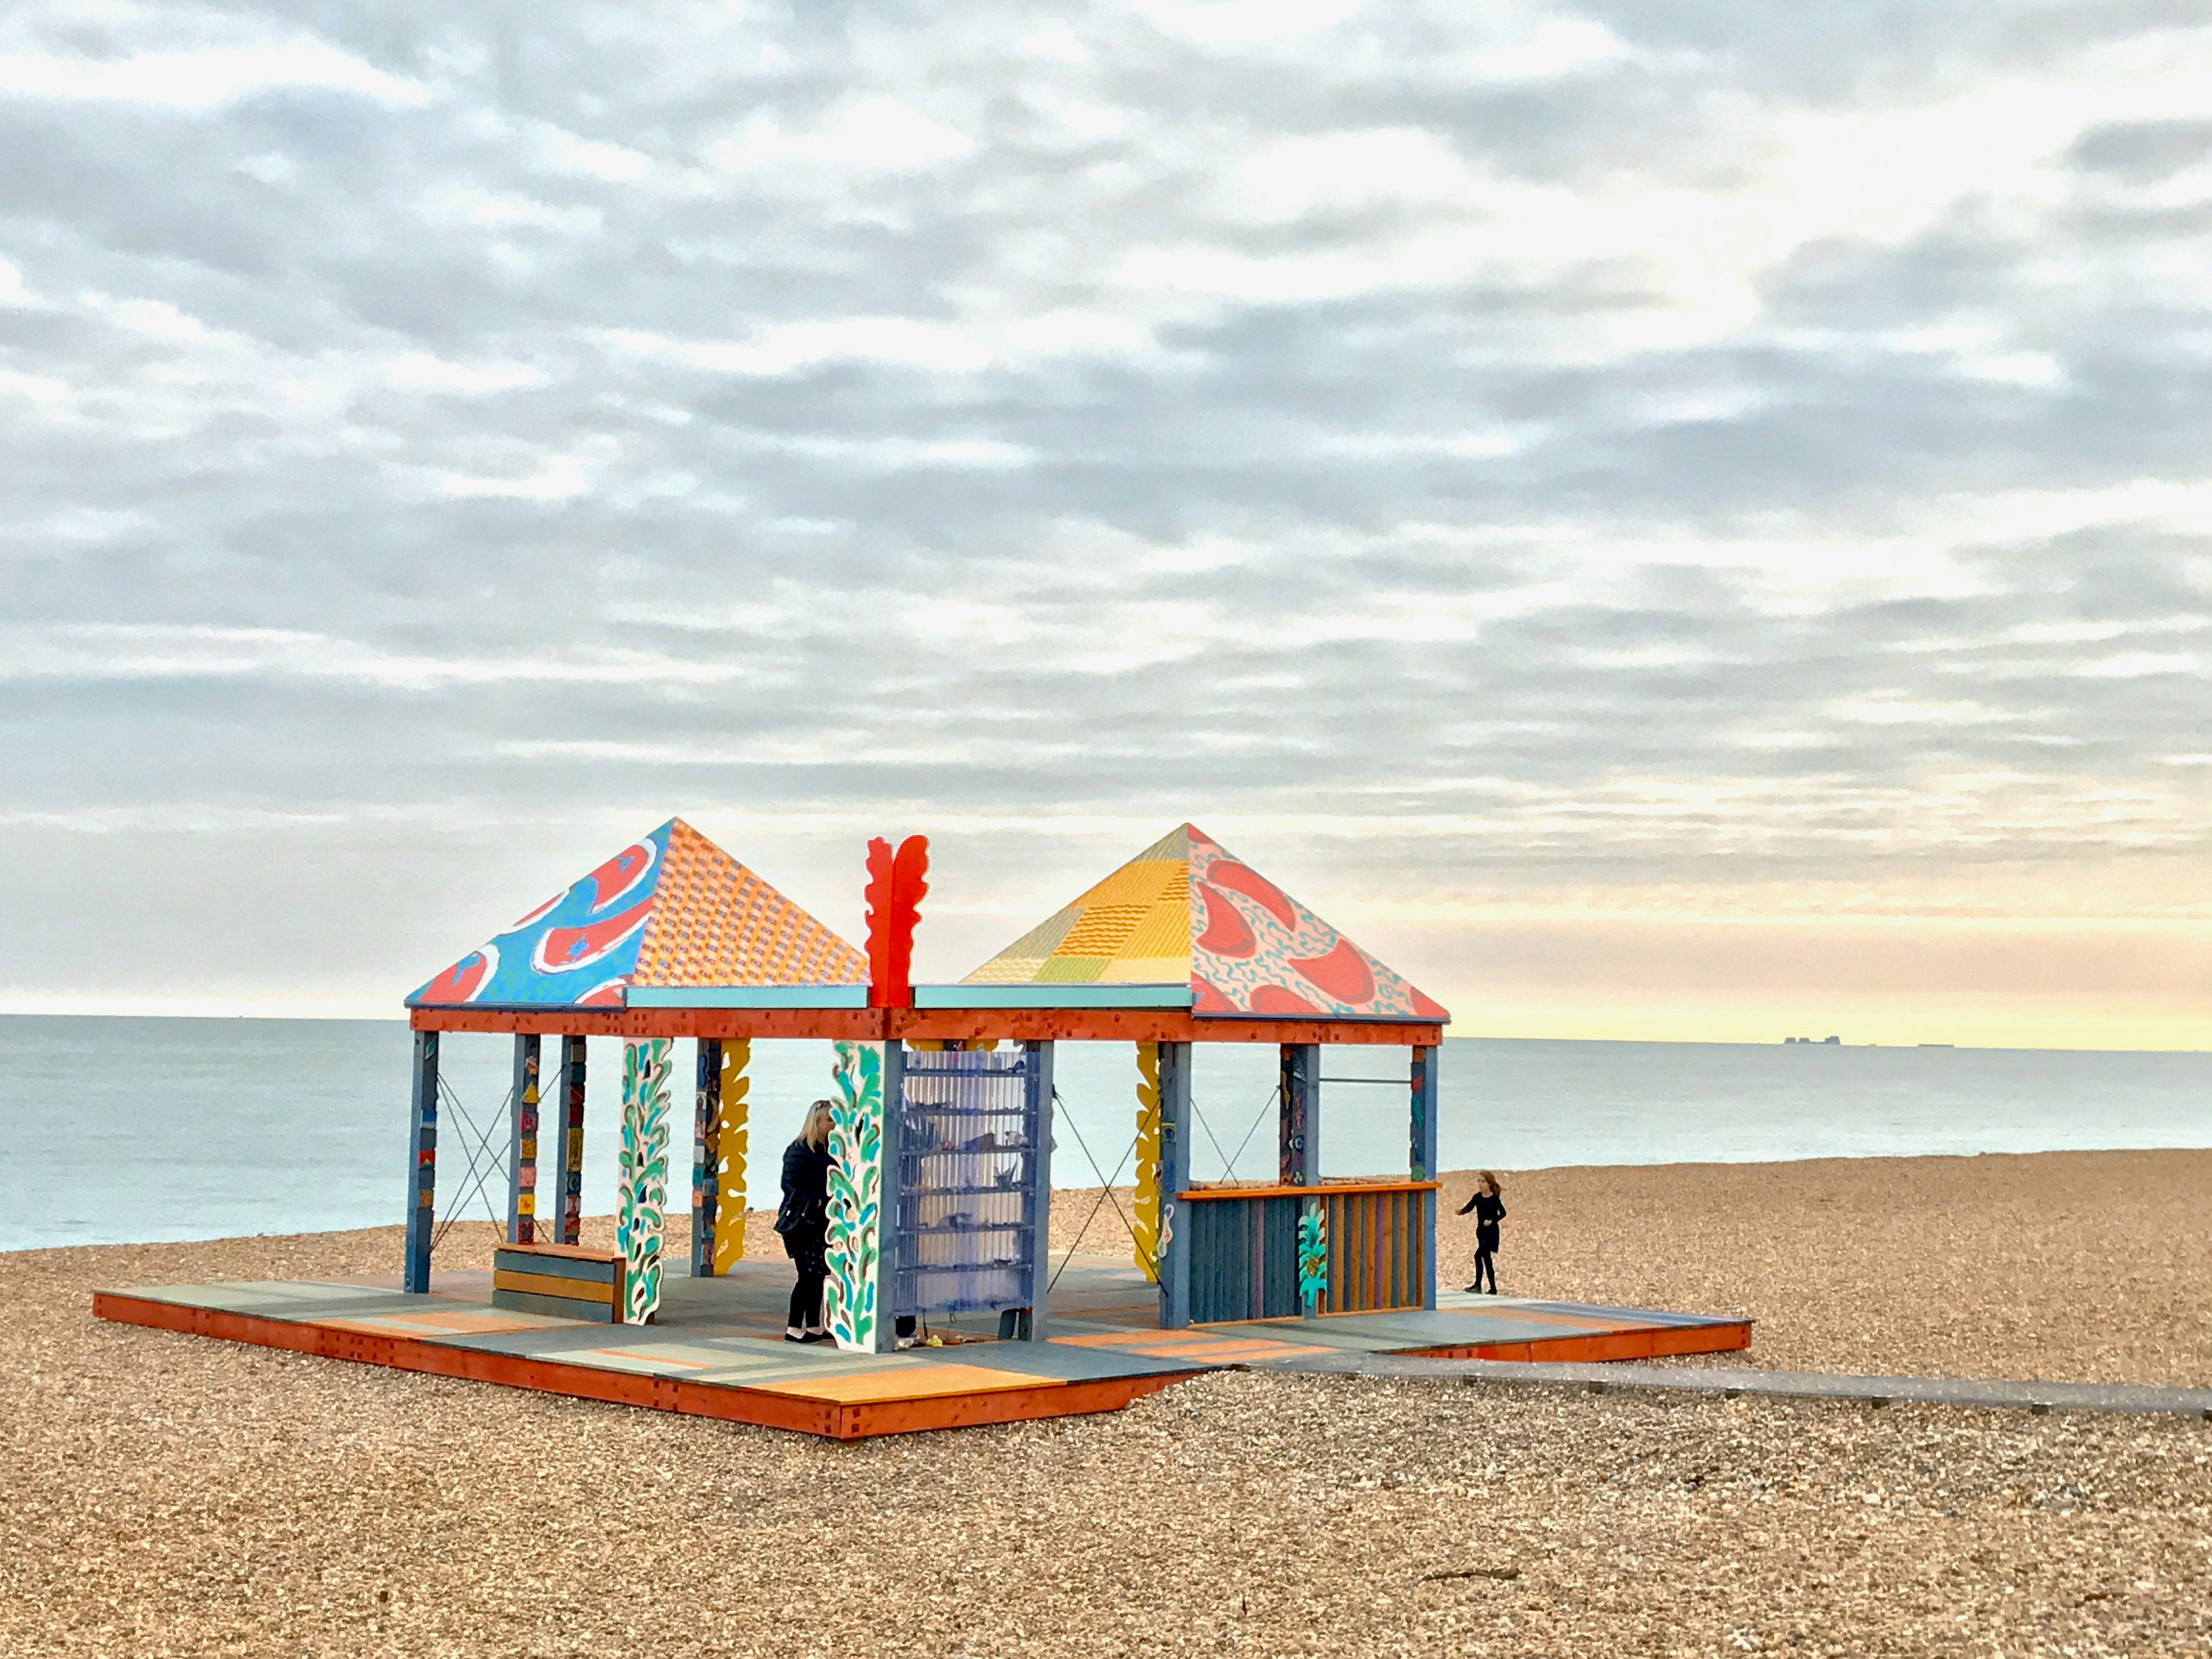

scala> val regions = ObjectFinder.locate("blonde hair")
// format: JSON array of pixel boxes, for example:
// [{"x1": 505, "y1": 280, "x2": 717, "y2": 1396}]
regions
[
  {"x1": 801, "y1": 1100, "x2": 835, "y2": 1150},
  {"x1": 1478, "y1": 1170, "x2": 1502, "y2": 1196}
]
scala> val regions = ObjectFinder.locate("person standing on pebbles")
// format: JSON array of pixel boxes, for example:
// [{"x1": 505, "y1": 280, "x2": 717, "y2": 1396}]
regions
[{"x1": 1458, "y1": 1171, "x2": 1505, "y2": 1294}]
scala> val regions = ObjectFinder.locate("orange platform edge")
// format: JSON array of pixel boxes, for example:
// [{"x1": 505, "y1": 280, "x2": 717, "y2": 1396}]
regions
[
  {"x1": 91, "y1": 1293, "x2": 1196, "y2": 1441},
  {"x1": 1406, "y1": 1321, "x2": 1753, "y2": 1364}
]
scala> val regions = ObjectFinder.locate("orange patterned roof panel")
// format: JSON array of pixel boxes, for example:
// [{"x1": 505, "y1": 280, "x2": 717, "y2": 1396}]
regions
[{"x1": 630, "y1": 819, "x2": 868, "y2": 988}]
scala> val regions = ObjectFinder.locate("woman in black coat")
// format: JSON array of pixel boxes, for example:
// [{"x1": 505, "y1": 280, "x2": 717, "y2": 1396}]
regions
[{"x1": 777, "y1": 1101, "x2": 835, "y2": 1342}]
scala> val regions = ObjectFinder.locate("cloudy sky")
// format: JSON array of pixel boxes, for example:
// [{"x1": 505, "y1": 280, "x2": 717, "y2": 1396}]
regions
[{"x1": 3, "y1": 0, "x2": 2209, "y2": 1047}]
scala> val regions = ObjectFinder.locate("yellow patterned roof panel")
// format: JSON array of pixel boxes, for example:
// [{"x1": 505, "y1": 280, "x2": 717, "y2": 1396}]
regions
[
  {"x1": 960, "y1": 827, "x2": 1194, "y2": 986},
  {"x1": 1053, "y1": 904, "x2": 1153, "y2": 958},
  {"x1": 1096, "y1": 956, "x2": 1190, "y2": 984}
]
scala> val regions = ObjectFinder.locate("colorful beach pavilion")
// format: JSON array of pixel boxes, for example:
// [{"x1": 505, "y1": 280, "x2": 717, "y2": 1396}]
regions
[
  {"x1": 401, "y1": 818, "x2": 1450, "y2": 1346},
  {"x1": 96, "y1": 817, "x2": 1755, "y2": 1441}
]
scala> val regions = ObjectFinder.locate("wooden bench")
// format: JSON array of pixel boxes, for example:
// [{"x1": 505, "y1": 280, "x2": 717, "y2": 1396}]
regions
[{"x1": 491, "y1": 1243, "x2": 626, "y2": 1323}]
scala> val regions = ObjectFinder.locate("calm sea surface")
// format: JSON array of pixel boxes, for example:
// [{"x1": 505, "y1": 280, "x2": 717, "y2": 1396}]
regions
[{"x1": 1, "y1": 1015, "x2": 2206, "y2": 1251}]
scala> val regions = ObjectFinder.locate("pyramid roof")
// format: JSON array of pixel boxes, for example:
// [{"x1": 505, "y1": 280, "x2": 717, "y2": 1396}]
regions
[
  {"x1": 406, "y1": 817, "x2": 868, "y2": 1010},
  {"x1": 956, "y1": 824, "x2": 1448, "y2": 1022}
]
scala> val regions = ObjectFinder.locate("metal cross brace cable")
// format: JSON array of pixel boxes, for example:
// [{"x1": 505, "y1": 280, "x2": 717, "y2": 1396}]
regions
[
  {"x1": 430, "y1": 1095, "x2": 496, "y2": 1254},
  {"x1": 1189, "y1": 1094, "x2": 1238, "y2": 1180},
  {"x1": 444, "y1": 1078, "x2": 508, "y2": 1225},
  {"x1": 431, "y1": 1077, "x2": 511, "y2": 1255},
  {"x1": 1046, "y1": 1088, "x2": 1144, "y2": 1292},
  {"x1": 1219, "y1": 1082, "x2": 1283, "y2": 1182}
]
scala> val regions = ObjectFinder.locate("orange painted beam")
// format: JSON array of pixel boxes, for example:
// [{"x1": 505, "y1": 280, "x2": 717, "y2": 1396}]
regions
[
  {"x1": 892, "y1": 1010, "x2": 1445, "y2": 1046},
  {"x1": 411, "y1": 1005, "x2": 1444, "y2": 1046},
  {"x1": 410, "y1": 1007, "x2": 885, "y2": 1040},
  {"x1": 832, "y1": 1373, "x2": 1190, "y2": 1440}
]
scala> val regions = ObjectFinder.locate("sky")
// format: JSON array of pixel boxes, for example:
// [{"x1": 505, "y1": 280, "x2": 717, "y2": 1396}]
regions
[{"x1": 2, "y1": 1, "x2": 2209, "y2": 1048}]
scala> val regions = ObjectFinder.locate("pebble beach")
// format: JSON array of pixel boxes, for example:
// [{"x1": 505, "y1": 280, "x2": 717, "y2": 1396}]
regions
[{"x1": 2, "y1": 1149, "x2": 2207, "y2": 1656}]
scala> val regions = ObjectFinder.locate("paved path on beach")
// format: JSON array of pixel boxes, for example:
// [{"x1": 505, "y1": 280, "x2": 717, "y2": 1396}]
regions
[{"x1": 1252, "y1": 1349, "x2": 2212, "y2": 1419}]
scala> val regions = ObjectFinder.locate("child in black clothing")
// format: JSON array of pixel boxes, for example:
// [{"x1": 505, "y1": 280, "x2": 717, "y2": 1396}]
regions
[{"x1": 1457, "y1": 1171, "x2": 1505, "y2": 1294}]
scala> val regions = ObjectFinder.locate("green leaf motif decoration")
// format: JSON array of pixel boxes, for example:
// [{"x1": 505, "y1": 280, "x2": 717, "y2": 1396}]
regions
[
  {"x1": 1297, "y1": 1201, "x2": 1328, "y2": 1311},
  {"x1": 618, "y1": 1037, "x2": 673, "y2": 1324},
  {"x1": 824, "y1": 1040, "x2": 884, "y2": 1351}
]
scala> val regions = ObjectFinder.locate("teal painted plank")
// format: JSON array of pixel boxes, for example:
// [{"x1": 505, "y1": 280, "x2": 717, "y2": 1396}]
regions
[
  {"x1": 490, "y1": 1287, "x2": 617, "y2": 1323},
  {"x1": 494, "y1": 1249, "x2": 619, "y2": 1285}
]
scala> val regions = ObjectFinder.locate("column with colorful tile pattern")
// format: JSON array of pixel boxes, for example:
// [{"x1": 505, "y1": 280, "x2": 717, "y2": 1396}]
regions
[
  {"x1": 552, "y1": 1036, "x2": 586, "y2": 1245},
  {"x1": 507, "y1": 1034, "x2": 540, "y2": 1244},
  {"x1": 1278, "y1": 1043, "x2": 1319, "y2": 1187},
  {"x1": 691, "y1": 1039, "x2": 721, "y2": 1277},
  {"x1": 403, "y1": 1030, "x2": 438, "y2": 1293}
]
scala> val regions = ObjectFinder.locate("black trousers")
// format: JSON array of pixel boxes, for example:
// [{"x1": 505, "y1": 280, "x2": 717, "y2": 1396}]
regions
[
  {"x1": 1470, "y1": 1247, "x2": 1497, "y2": 1294},
  {"x1": 784, "y1": 1227, "x2": 827, "y2": 1330}
]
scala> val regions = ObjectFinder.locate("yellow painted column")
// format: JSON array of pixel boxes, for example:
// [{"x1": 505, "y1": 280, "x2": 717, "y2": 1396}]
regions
[
  {"x1": 711, "y1": 1039, "x2": 751, "y2": 1274},
  {"x1": 1133, "y1": 1041, "x2": 1162, "y2": 1282}
]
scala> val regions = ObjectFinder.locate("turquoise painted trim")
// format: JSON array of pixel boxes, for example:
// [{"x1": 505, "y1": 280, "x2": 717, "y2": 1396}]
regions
[
  {"x1": 625, "y1": 986, "x2": 870, "y2": 1009},
  {"x1": 913, "y1": 984, "x2": 1194, "y2": 1009}
]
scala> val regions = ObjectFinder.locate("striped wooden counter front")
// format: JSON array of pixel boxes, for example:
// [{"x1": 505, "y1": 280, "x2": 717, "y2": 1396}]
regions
[
  {"x1": 491, "y1": 1243, "x2": 625, "y2": 1323},
  {"x1": 1181, "y1": 1181, "x2": 1436, "y2": 1323},
  {"x1": 1317, "y1": 1183, "x2": 1433, "y2": 1316}
]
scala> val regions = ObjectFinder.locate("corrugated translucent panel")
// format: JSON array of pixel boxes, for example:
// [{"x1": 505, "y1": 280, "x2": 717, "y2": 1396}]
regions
[{"x1": 892, "y1": 1049, "x2": 1040, "y2": 1317}]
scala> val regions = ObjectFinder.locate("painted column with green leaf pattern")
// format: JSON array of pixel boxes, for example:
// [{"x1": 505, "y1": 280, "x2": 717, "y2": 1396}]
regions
[
  {"x1": 825, "y1": 1039, "x2": 904, "y2": 1353},
  {"x1": 617, "y1": 1037, "x2": 673, "y2": 1324}
]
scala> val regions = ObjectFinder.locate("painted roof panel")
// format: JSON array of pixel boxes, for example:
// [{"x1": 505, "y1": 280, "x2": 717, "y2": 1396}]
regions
[
  {"x1": 959, "y1": 822, "x2": 1449, "y2": 1023},
  {"x1": 406, "y1": 818, "x2": 865, "y2": 1010},
  {"x1": 632, "y1": 819, "x2": 868, "y2": 989}
]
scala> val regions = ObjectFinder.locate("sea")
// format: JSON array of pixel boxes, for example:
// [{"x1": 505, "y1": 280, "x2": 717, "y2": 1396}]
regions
[{"x1": 2, "y1": 1014, "x2": 2207, "y2": 1252}]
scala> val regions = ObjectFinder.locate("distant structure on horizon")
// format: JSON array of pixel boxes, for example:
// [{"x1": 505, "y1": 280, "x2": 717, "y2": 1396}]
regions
[{"x1": 1783, "y1": 1036, "x2": 1843, "y2": 1045}]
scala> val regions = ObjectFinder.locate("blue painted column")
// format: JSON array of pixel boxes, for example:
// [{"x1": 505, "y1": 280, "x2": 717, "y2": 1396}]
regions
[
  {"x1": 1026, "y1": 1040, "x2": 1055, "y2": 1341},
  {"x1": 1157, "y1": 1040, "x2": 1192, "y2": 1330},
  {"x1": 1411, "y1": 1044, "x2": 1440, "y2": 1309},
  {"x1": 1278, "y1": 1043, "x2": 1320, "y2": 1187},
  {"x1": 507, "y1": 1033, "x2": 540, "y2": 1244},
  {"x1": 552, "y1": 1036, "x2": 587, "y2": 1244},
  {"x1": 691, "y1": 1039, "x2": 721, "y2": 1277},
  {"x1": 403, "y1": 1029, "x2": 439, "y2": 1293}
]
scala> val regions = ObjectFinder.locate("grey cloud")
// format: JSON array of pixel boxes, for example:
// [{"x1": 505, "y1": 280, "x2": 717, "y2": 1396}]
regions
[
  {"x1": 2069, "y1": 118, "x2": 2212, "y2": 180},
  {"x1": 2, "y1": 0, "x2": 2210, "y2": 1005}
]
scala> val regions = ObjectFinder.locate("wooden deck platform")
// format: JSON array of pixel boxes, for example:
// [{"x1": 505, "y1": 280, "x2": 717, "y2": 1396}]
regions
[{"x1": 93, "y1": 1258, "x2": 1750, "y2": 1440}]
